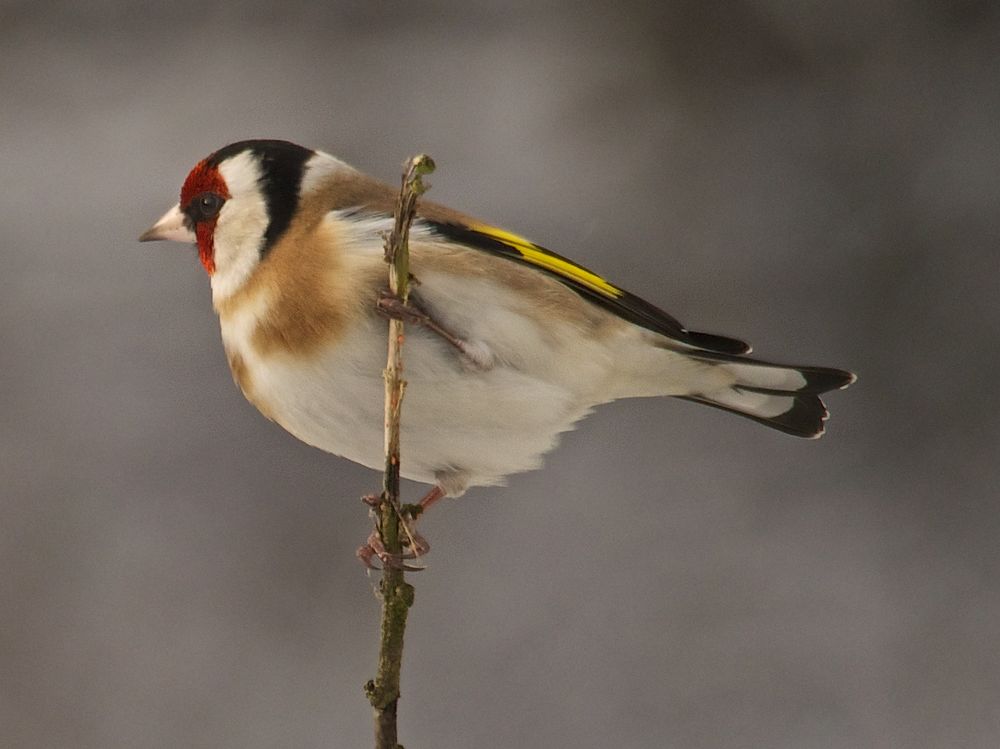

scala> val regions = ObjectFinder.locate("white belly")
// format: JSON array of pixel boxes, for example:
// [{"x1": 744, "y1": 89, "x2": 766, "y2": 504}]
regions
[
  {"x1": 225, "y1": 312, "x2": 594, "y2": 495},
  {"x1": 213, "y1": 251, "x2": 713, "y2": 496}
]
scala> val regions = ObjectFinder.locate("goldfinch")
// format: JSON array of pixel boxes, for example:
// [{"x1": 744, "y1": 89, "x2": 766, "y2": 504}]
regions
[{"x1": 140, "y1": 139, "x2": 855, "y2": 503}]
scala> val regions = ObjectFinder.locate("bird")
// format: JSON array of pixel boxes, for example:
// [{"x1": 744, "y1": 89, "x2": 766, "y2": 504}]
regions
[{"x1": 140, "y1": 139, "x2": 854, "y2": 561}]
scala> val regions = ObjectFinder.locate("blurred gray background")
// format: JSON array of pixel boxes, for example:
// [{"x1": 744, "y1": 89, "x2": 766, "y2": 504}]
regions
[{"x1": 2, "y1": 1, "x2": 998, "y2": 747}]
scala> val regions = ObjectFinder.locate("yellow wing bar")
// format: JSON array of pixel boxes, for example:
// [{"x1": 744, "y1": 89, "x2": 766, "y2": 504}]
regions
[
  {"x1": 425, "y1": 217, "x2": 751, "y2": 354},
  {"x1": 469, "y1": 223, "x2": 623, "y2": 300}
]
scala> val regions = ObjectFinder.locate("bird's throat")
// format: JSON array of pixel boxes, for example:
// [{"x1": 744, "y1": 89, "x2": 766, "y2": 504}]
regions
[{"x1": 196, "y1": 223, "x2": 216, "y2": 275}]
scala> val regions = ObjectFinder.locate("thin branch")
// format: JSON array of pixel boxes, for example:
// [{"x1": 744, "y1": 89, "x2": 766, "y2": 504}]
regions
[{"x1": 364, "y1": 154, "x2": 435, "y2": 749}]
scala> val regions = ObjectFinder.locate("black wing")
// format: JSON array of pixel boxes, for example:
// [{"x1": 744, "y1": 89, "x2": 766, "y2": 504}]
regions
[{"x1": 426, "y1": 220, "x2": 751, "y2": 355}]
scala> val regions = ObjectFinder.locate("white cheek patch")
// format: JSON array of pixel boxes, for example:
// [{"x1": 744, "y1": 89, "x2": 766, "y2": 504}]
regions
[
  {"x1": 218, "y1": 150, "x2": 263, "y2": 195},
  {"x1": 211, "y1": 153, "x2": 269, "y2": 303}
]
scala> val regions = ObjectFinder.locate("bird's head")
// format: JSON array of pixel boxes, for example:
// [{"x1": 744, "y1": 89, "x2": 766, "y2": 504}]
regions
[{"x1": 140, "y1": 139, "x2": 346, "y2": 300}]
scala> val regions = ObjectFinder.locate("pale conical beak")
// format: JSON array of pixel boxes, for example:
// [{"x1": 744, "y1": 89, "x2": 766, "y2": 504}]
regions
[{"x1": 139, "y1": 204, "x2": 196, "y2": 243}]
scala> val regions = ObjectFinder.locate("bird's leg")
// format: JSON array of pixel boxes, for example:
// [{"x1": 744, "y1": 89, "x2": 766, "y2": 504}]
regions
[
  {"x1": 376, "y1": 290, "x2": 493, "y2": 369},
  {"x1": 415, "y1": 485, "x2": 445, "y2": 514},
  {"x1": 357, "y1": 485, "x2": 444, "y2": 571}
]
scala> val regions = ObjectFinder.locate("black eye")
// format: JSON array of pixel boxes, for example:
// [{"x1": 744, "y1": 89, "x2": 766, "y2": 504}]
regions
[{"x1": 191, "y1": 192, "x2": 224, "y2": 221}]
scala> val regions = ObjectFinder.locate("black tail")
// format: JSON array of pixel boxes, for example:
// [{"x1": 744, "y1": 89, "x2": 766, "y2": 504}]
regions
[{"x1": 678, "y1": 356, "x2": 855, "y2": 438}]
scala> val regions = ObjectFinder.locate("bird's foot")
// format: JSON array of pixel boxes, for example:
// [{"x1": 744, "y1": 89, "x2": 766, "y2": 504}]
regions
[
  {"x1": 375, "y1": 290, "x2": 434, "y2": 327},
  {"x1": 357, "y1": 487, "x2": 443, "y2": 572},
  {"x1": 356, "y1": 528, "x2": 429, "y2": 572},
  {"x1": 357, "y1": 486, "x2": 444, "y2": 572},
  {"x1": 376, "y1": 290, "x2": 494, "y2": 370}
]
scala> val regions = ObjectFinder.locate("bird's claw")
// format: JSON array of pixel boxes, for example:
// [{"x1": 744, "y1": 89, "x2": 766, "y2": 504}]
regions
[
  {"x1": 375, "y1": 291, "x2": 494, "y2": 370},
  {"x1": 376, "y1": 291, "x2": 431, "y2": 326},
  {"x1": 356, "y1": 529, "x2": 428, "y2": 572}
]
